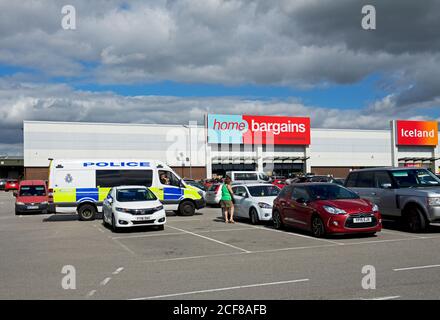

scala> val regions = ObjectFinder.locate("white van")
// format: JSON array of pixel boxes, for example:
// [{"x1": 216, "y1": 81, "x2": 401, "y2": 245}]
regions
[
  {"x1": 48, "y1": 159, "x2": 205, "y2": 221},
  {"x1": 225, "y1": 171, "x2": 270, "y2": 183}
]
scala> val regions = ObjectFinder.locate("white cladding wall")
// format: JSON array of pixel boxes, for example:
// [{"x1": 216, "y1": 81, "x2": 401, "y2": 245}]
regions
[
  {"x1": 24, "y1": 121, "x2": 207, "y2": 167},
  {"x1": 309, "y1": 129, "x2": 393, "y2": 167}
]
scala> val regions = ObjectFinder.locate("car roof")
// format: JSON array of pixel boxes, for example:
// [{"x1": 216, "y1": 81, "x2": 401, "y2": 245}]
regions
[
  {"x1": 19, "y1": 180, "x2": 46, "y2": 186},
  {"x1": 349, "y1": 167, "x2": 426, "y2": 173},
  {"x1": 232, "y1": 183, "x2": 275, "y2": 187},
  {"x1": 114, "y1": 185, "x2": 148, "y2": 190}
]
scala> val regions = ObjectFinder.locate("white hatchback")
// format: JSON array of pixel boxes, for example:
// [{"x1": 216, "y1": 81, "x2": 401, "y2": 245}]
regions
[
  {"x1": 231, "y1": 183, "x2": 281, "y2": 224},
  {"x1": 102, "y1": 186, "x2": 166, "y2": 232}
]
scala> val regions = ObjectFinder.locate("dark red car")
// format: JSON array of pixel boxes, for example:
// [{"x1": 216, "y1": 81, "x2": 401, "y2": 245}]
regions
[
  {"x1": 5, "y1": 179, "x2": 19, "y2": 191},
  {"x1": 272, "y1": 183, "x2": 382, "y2": 237},
  {"x1": 14, "y1": 180, "x2": 50, "y2": 215}
]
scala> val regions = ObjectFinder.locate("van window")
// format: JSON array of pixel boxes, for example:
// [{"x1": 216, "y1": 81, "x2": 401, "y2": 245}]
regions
[
  {"x1": 159, "y1": 170, "x2": 181, "y2": 187},
  {"x1": 345, "y1": 173, "x2": 358, "y2": 187},
  {"x1": 96, "y1": 170, "x2": 153, "y2": 187},
  {"x1": 356, "y1": 171, "x2": 375, "y2": 188},
  {"x1": 234, "y1": 173, "x2": 258, "y2": 181}
]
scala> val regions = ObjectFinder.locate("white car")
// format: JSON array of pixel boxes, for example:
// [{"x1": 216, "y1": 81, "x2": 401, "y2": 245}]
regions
[
  {"x1": 102, "y1": 186, "x2": 166, "y2": 232},
  {"x1": 205, "y1": 183, "x2": 222, "y2": 206},
  {"x1": 231, "y1": 183, "x2": 281, "y2": 224}
]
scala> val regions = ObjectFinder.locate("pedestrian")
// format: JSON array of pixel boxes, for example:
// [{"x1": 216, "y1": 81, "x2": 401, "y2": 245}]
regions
[{"x1": 220, "y1": 176, "x2": 235, "y2": 223}]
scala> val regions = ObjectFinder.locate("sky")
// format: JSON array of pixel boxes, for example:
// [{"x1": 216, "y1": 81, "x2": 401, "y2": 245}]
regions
[{"x1": 0, "y1": 0, "x2": 440, "y2": 155}]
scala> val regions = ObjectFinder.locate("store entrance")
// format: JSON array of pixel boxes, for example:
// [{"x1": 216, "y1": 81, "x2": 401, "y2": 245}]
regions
[
  {"x1": 268, "y1": 163, "x2": 304, "y2": 178},
  {"x1": 211, "y1": 164, "x2": 256, "y2": 178}
]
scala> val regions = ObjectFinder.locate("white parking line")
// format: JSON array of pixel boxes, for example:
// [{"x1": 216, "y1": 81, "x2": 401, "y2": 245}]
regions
[
  {"x1": 380, "y1": 229, "x2": 425, "y2": 239},
  {"x1": 142, "y1": 251, "x2": 246, "y2": 263},
  {"x1": 112, "y1": 267, "x2": 124, "y2": 275},
  {"x1": 167, "y1": 225, "x2": 251, "y2": 253},
  {"x1": 393, "y1": 264, "x2": 440, "y2": 272},
  {"x1": 111, "y1": 238, "x2": 137, "y2": 256},
  {"x1": 360, "y1": 296, "x2": 400, "y2": 300},
  {"x1": 130, "y1": 278, "x2": 310, "y2": 300},
  {"x1": 112, "y1": 232, "x2": 186, "y2": 240},
  {"x1": 86, "y1": 290, "x2": 97, "y2": 297},
  {"x1": 100, "y1": 277, "x2": 112, "y2": 286}
]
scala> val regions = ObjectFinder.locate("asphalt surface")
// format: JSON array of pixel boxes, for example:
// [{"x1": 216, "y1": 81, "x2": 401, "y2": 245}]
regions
[{"x1": 1, "y1": 191, "x2": 440, "y2": 300}]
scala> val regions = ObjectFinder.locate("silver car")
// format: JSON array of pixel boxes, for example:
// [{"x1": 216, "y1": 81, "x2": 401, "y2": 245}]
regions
[{"x1": 345, "y1": 167, "x2": 440, "y2": 232}]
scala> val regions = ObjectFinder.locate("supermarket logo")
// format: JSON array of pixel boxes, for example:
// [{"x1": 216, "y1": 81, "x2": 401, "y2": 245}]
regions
[
  {"x1": 207, "y1": 114, "x2": 310, "y2": 145},
  {"x1": 396, "y1": 120, "x2": 438, "y2": 146}
]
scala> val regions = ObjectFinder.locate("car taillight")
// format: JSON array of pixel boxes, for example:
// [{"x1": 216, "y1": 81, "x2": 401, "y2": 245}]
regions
[
  {"x1": 215, "y1": 185, "x2": 221, "y2": 192},
  {"x1": 48, "y1": 188, "x2": 54, "y2": 203}
]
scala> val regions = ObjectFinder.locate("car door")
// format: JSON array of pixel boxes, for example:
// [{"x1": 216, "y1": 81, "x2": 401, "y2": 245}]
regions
[
  {"x1": 287, "y1": 186, "x2": 312, "y2": 229},
  {"x1": 352, "y1": 171, "x2": 376, "y2": 201},
  {"x1": 232, "y1": 186, "x2": 247, "y2": 218},
  {"x1": 373, "y1": 171, "x2": 400, "y2": 216},
  {"x1": 158, "y1": 170, "x2": 183, "y2": 210}
]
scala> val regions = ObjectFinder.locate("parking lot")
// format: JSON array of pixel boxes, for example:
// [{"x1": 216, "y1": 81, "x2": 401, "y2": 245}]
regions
[{"x1": 1, "y1": 191, "x2": 440, "y2": 300}]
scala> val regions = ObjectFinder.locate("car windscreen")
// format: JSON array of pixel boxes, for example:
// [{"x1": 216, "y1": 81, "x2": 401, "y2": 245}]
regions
[
  {"x1": 19, "y1": 186, "x2": 46, "y2": 196},
  {"x1": 391, "y1": 169, "x2": 440, "y2": 187},
  {"x1": 247, "y1": 185, "x2": 280, "y2": 197},
  {"x1": 116, "y1": 188, "x2": 157, "y2": 202},
  {"x1": 307, "y1": 184, "x2": 360, "y2": 200}
]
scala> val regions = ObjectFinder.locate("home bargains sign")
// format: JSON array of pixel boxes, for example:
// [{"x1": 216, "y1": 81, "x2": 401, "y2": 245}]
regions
[
  {"x1": 207, "y1": 114, "x2": 311, "y2": 145},
  {"x1": 396, "y1": 120, "x2": 438, "y2": 146}
]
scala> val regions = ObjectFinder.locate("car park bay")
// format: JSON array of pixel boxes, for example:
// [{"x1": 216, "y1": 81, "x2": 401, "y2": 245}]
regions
[{"x1": 2, "y1": 191, "x2": 440, "y2": 300}]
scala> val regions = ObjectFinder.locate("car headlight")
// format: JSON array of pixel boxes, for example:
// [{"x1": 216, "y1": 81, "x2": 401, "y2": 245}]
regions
[
  {"x1": 372, "y1": 204, "x2": 379, "y2": 212},
  {"x1": 154, "y1": 205, "x2": 164, "y2": 211},
  {"x1": 258, "y1": 202, "x2": 272, "y2": 209},
  {"x1": 115, "y1": 207, "x2": 129, "y2": 212},
  {"x1": 323, "y1": 205, "x2": 346, "y2": 215},
  {"x1": 16, "y1": 202, "x2": 25, "y2": 205},
  {"x1": 428, "y1": 197, "x2": 440, "y2": 206}
]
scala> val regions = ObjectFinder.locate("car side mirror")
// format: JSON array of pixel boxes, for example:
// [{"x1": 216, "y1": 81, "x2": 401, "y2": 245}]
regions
[
  {"x1": 13, "y1": 191, "x2": 17, "y2": 197},
  {"x1": 380, "y1": 183, "x2": 392, "y2": 189},
  {"x1": 179, "y1": 179, "x2": 185, "y2": 188}
]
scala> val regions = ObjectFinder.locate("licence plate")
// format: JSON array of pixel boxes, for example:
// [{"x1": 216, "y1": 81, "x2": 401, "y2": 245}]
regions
[
  {"x1": 27, "y1": 206, "x2": 39, "y2": 210},
  {"x1": 353, "y1": 217, "x2": 372, "y2": 223},
  {"x1": 136, "y1": 216, "x2": 151, "y2": 221}
]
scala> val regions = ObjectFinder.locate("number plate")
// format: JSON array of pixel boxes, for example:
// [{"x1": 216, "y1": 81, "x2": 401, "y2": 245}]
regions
[
  {"x1": 353, "y1": 217, "x2": 372, "y2": 223},
  {"x1": 27, "y1": 206, "x2": 39, "y2": 210},
  {"x1": 136, "y1": 216, "x2": 151, "y2": 221}
]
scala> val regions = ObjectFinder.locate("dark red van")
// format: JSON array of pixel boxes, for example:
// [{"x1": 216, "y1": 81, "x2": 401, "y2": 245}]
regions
[{"x1": 14, "y1": 180, "x2": 50, "y2": 215}]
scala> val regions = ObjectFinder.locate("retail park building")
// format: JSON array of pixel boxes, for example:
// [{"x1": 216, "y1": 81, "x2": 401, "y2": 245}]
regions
[{"x1": 23, "y1": 115, "x2": 440, "y2": 180}]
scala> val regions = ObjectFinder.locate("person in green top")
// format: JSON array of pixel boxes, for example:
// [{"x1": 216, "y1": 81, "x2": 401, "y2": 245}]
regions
[{"x1": 220, "y1": 176, "x2": 235, "y2": 223}]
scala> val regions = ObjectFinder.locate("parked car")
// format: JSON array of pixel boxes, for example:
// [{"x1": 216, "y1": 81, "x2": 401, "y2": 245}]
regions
[
  {"x1": 345, "y1": 167, "x2": 440, "y2": 232},
  {"x1": 308, "y1": 175, "x2": 345, "y2": 185},
  {"x1": 14, "y1": 180, "x2": 51, "y2": 215},
  {"x1": 226, "y1": 171, "x2": 271, "y2": 183},
  {"x1": 232, "y1": 183, "x2": 281, "y2": 224},
  {"x1": 272, "y1": 179, "x2": 287, "y2": 189},
  {"x1": 102, "y1": 185, "x2": 166, "y2": 232},
  {"x1": 205, "y1": 183, "x2": 222, "y2": 206},
  {"x1": 0, "y1": 179, "x2": 7, "y2": 191},
  {"x1": 272, "y1": 183, "x2": 382, "y2": 237},
  {"x1": 5, "y1": 179, "x2": 19, "y2": 191}
]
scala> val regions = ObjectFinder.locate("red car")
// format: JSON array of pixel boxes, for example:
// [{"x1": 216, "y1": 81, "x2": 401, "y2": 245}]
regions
[
  {"x1": 272, "y1": 179, "x2": 287, "y2": 189},
  {"x1": 14, "y1": 180, "x2": 50, "y2": 215},
  {"x1": 5, "y1": 179, "x2": 19, "y2": 191},
  {"x1": 272, "y1": 183, "x2": 382, "y2": 237}
]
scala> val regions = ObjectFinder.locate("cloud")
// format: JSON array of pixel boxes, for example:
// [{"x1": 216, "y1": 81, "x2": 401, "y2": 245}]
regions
[{"x1": 1, "y1": 79, "x2": 437, "y2": 155}]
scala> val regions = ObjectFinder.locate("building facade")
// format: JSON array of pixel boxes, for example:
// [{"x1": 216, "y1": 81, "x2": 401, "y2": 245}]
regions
[{"x1": 23, "y1": 117, "x2": 440, "y2": 180}]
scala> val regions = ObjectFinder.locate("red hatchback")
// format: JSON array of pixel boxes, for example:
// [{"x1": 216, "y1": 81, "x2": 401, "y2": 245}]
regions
[
  {"x1": 5, "y1": 179, "x2": 19, "y2": 191},
  {"x1": 272, "y1": 183, "x2": 382, "y2": 237},
  {"x1": 14, "y1": 180, "x2": 50, "y2": 215}
]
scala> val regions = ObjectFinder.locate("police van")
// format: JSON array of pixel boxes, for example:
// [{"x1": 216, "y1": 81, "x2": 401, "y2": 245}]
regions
[{"x1": 48, "y1": 159, "x2": 205, "y2": 221}]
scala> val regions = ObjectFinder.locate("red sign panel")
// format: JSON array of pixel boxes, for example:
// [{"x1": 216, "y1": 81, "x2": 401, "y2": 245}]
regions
[{"x1": 396, "y1": 120, "x2": 438, "y2": 146}]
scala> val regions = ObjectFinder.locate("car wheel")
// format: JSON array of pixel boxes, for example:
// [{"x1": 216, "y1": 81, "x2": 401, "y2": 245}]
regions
[
  {"x1": 78, "y1": 204, "x2": 96, "y2": 221},
  {"x1": 179, "y1": 200, "x2": 195, "y2": 216},
  {"x1": 311, "y1": 215, "x2": 326, "y2": 238},
  {"x1": 111, "y1": 214, "x2": 119, "y2": 233},
  {"x1": 250, "y1": 208, "x2": 260, "y2": 225},
  {"x1": 406, "y1": 207, "x2": 428, "y2": 233},
  {"x1": 272, "y1": 210, "x2": 283, "y2": 230}
]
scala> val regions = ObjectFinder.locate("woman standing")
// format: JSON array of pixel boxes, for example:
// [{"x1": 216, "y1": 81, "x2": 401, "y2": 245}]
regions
[{"x1": 220, "y1": 176, "x2": 235, "y2": 223}]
